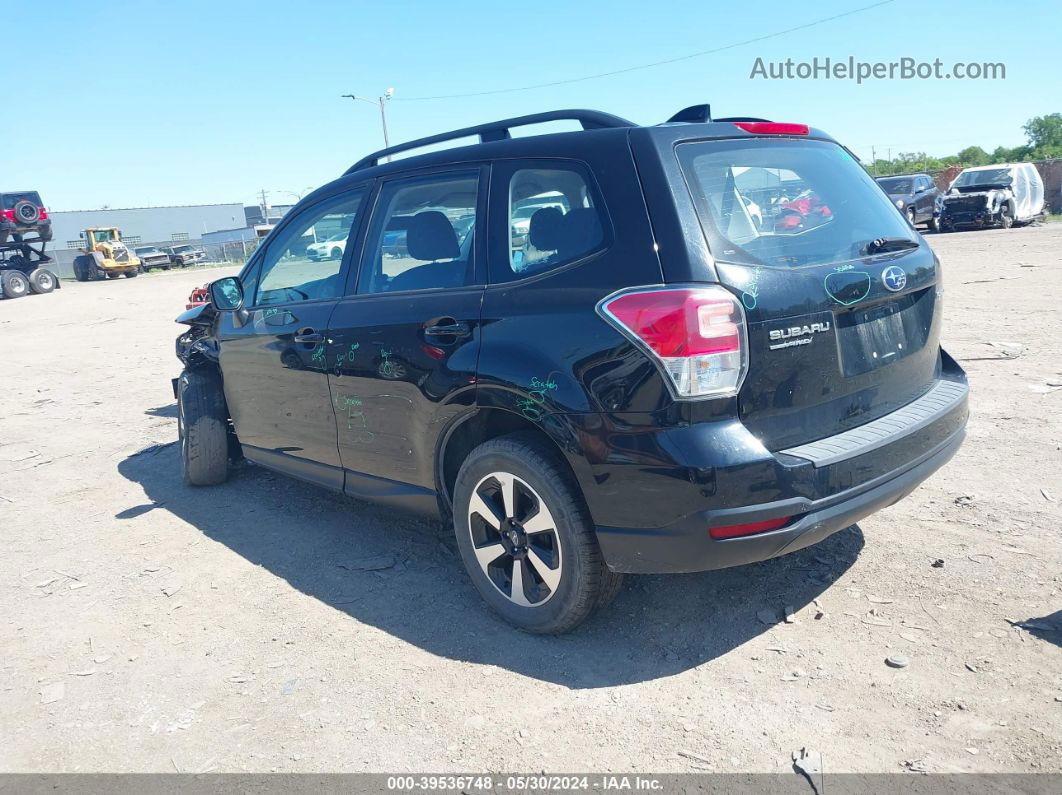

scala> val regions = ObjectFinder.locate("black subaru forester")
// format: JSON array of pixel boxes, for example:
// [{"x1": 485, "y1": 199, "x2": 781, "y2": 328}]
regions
[{"x1": 174, "y1": 106, "x2": 968, "y2": 633}]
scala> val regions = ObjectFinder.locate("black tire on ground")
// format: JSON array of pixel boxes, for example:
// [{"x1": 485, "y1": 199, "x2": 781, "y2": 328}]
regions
[
  {"x1": 452, "y1": 431, "x2": 623, "y2": 634},
  {"x1": 106, "y1": 272, "x2": 120, "y2": 279},
  {"x1": 178, "y1": 368, "x2": 230, "y2": 486},
  {"x1": 906, "y1": 207, "x2": 916, "y2": 226},
  {"x1": 1, "y1": 270, "x2": 30, "y2": 298},
  {"x1": 72, "y1": 256, "x2": 91, "y2": 281},
  {"x1": 331, "y1": 247, "x2": 342, "y2": 259},
  {"x1": 124, "y1": 269, "x2": 138, "y2": 278},
  {"x1": 928, "y1": 214, "x2": 941, "y2": 233},
  {"x1": 27, "y1": 268, "x2": 57, "y2": 294}
]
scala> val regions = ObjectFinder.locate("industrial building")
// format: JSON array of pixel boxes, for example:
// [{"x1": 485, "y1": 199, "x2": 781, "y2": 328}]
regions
[{"x1": 45, "y1": 203, "x2": 245, "y2": 275}]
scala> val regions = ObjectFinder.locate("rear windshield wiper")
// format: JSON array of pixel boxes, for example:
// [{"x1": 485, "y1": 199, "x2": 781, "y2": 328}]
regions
[{"x1": 864, "y1": 237, "x2": 919, "y2": 255}]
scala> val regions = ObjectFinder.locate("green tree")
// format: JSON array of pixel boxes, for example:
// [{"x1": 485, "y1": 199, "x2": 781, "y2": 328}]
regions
[
  {"x1": 956, "y1": 146, "x2": 990, "y2": 166},
  {"x1": 1023, "y1": 113, "x2": 1062, "y2": 150}
]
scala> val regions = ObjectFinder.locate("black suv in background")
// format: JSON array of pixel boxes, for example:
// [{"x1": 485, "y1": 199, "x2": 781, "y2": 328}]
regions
[
  {"x1": 875, "y1": 173, "x2": 942, "y2": 232},
  {"x1": 175, "y1": 107, "x2": 968, "y2": 633}
]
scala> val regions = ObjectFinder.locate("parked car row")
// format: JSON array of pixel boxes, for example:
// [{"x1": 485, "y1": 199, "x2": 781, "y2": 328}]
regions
[
  {"x1": 133, "y1": 244, "x2": 207, "y2": 271},
  {"x1": 874, "y1": 162, "x2": 1045, "y2": 233}
]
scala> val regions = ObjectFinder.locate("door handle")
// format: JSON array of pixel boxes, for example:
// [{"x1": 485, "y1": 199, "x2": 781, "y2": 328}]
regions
[
  {"x1": 294, "y1": 329, "x2": 324, "y2": 345},
  {"x1": 424, "y1": 321, "x2": 471, "y2": 338}
]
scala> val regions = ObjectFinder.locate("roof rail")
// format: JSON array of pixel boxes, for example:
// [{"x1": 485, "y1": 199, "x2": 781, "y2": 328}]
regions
[{"x1": 344, "y1": 109, "x2": 635, "y2": 174}]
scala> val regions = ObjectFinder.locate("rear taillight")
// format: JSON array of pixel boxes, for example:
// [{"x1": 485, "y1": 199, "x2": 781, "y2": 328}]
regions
[
  {"x1": 598, "y1": 286, "x2": 748, "y2": 399},
  {"x1": 733, "y1": 121, "x2": 809, "y2": 136},
  {"x1": 709, "y1": 515, "x2": 792, "y2": 540},
  {"x1": 1, "y1": 209, "x2": 14, "y2": 222},
  {"x1": 38, "y1": 207, "x2": 49, "y2": 220}
]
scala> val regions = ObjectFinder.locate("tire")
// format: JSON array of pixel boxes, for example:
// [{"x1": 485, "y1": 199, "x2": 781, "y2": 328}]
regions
[
  {"x1": 331, "y1": 247, "x2": 342, "y2": 259},
  {"x1": 124, "y1": 269, "x2": 138, "y2": 278},
  {"x1": 27, "y1": 268, "x2": 56, "y2": 294},
  {"x1": 1, "y1": 270, "x2": 30, "y2": 299},
  {"x1": 452, "y1": 432, "x2": 623, "y2": 633},
  {"x1": 73, "y1": 256, "x2": 90, "y2": 282},
  {"x1": 999, "y1": 206, "x2": 1013, "y2": 229},
  {"x1": 906, "y1": 207, "x2": 916, "y2": 226},
  {"x1": 928, "y1": 215, "x2": 941, "y2": 233},
  {"x1": 178, "y1": 368, "x2": 230, "y2": 486},
  {"x1": 106, "y1": 272, "x2": 120, "y2": 279}
]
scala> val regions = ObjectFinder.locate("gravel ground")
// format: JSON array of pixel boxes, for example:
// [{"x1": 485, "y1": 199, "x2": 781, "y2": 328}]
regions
[{"x1": 1, "y1": 225, "x2": 1059, "y2": 774}]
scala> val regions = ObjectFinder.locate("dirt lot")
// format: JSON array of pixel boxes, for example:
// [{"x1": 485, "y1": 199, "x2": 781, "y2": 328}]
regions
[{"x1": 1, "y1": 225, "x2": 1059, "y2": 775}]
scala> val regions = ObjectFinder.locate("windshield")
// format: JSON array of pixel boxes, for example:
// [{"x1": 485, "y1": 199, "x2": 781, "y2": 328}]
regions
[
  {"x1": 952, "y1": 168, "x2": 1012, "y2": 188},
  {"x1": 678, "y1": 138, "x2": 916, "y2": 268},
  {"x1": 135, "y1": 247, "x2": 158, "y2": 254},
  {"x1": 173, "y1": 245, "x2": 192, "y2": 253},
  {"x1": 876, "y1": 177, "x2": 912, "y2": 194}
]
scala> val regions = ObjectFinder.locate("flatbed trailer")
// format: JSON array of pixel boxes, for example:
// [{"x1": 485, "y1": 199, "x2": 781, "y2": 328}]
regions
[{"x1": 0, "y1": 235, "x2": 60, "y2": 299}]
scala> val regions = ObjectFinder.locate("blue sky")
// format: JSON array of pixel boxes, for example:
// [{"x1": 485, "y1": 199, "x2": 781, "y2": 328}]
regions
[{"x1": 11, "y1": 0, "x2": 1060, "y2": 210}]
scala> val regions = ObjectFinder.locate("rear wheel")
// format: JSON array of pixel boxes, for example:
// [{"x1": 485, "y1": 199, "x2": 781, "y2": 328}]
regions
[
  {"x1": 27, "y1": 268, "x2": 56, "y2": 294},
  {"x1": 178, "y1": 369, "x2": 230, "y2": 486},
  {"x1": 1, "y1": 270, "x2": 30, "y2": 298},
  {"x1": 452, "y1": 432, "x2": 622, "y2": 633},
  {"x1": 124, "y1": 269, "x2": 138, "y2": 278}
]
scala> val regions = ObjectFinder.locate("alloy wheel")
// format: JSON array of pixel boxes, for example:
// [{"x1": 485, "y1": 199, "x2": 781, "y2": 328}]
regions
[{"x1": 467, "y1": 472, "x2": 562, "y2": 607}]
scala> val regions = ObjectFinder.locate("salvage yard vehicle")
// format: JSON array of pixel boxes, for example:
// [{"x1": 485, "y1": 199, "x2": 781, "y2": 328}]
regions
[
  {"x1": 0, "y1": 191, "x2": 52, "y2": 245},
  {"x1": 174, "y1": 106, "x2": 968, "y2": 633},
  {"x1": 166, "y1": 244, "x2": 206, "y2": 266},
  {"x1": 875, "y1": 173, "x2": 942, "y2": 232},
  {"x1": 72, "y1": 227, "x2": 141, "y2": 281},
  {"x1": 0, "y1": 189, "x2": 60, "y2": 299},
  {"x1": 940, "y1": 163, "x2": 1044, "y2": 231},
  {"x1": 135, "y1": 246, "x2": 172, "y2": 271}
]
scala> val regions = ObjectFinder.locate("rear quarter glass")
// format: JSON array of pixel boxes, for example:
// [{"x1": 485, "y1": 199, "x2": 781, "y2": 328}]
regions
[{"x1": 676, "y1": 138, "x2": 914, "y2": 270}]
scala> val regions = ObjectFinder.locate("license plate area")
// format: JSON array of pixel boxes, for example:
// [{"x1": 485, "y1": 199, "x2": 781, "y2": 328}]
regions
[{"x1": 836, "y1": 289, "x2": 930, "y2": 376}]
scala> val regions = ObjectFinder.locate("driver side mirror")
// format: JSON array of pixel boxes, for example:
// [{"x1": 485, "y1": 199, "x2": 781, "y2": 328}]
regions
[{"x1": 209, "y1": 276, "x2": 244, "y2": 311}]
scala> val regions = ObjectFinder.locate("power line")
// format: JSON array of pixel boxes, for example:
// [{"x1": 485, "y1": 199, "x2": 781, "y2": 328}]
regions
[{"x1": 395, "y1": 0, "x2": 897, "y2": 101}]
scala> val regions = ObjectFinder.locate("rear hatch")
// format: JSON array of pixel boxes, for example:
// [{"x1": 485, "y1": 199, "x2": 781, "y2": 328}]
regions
[{"x1": 676, "y1": 136, "x2": 941, "y2": 450}]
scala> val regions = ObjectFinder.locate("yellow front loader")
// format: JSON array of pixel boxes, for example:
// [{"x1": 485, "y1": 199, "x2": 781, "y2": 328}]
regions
[{"x1": 71, "y1": 227, "x2": 141, "y2": 281}]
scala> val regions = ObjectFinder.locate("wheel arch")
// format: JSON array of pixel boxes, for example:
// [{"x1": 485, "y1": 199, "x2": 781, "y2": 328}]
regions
[{"x1": 435, "y1": 406, "x2": 596, "y2": 522}]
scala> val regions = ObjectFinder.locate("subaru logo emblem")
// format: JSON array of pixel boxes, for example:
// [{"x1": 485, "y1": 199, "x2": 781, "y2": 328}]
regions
[{"x1": 882, "y1": 266, "x2": 907, "y2": 292}]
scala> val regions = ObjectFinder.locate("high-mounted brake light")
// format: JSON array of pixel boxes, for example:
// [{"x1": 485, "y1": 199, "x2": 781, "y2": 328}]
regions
[
  {"x1": 733, "y1": 121, "x2": 809, "y2": 136},
  {"x1": 598, "y1": 286, "x2": 748, "y2": 399},
  {"x1": 709, "y1": 515, "x2": 792, "y2": 540}
]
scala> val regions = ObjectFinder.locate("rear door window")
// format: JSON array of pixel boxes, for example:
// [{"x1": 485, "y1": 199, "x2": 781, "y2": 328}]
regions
[
  {"x1": 492, "y1": 163, "x2": 608, "y2": 283},
  {"x1": 678, "y1": 139, "x2": 915, "y2": 268}
]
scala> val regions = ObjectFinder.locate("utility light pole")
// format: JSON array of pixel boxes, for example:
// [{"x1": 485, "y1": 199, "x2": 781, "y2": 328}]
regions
[{"x1": 342, "y1": 88, "x2": 394, "y2": 160}]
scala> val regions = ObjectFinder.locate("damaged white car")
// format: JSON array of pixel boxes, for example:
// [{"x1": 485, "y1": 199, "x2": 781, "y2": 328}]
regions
[{"x1": 940, "y1": 163, "x2": 1044, "y2": 231}]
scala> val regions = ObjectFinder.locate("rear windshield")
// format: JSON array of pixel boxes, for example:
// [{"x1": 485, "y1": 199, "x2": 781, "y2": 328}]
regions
[
  {"x1": 678, "y1": 139, "x2": 915, "y2": 268},
  {"x1": 876, "y1": 177, "x2": 912, "y2": 193},
  {"x1": 3, "y1": 192, "x2": 42, "y2": 209}
]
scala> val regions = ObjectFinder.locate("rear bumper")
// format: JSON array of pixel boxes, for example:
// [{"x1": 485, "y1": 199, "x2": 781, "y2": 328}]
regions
[
  {"x1": 596, "y1": 422, "x2": 963, "y2": 573},
  {"x1": 591, "y1": 365, "x2": 968, "y2": 574}
]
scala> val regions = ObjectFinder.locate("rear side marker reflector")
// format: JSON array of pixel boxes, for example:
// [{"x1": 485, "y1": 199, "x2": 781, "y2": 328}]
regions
[
  {"x1": 598, "y1": 286, "x2": 748, "y2": 399},
  {"x1": 733, "y1": 122, "x2": 809, "y2": 136},
  {"x1": 709, "y1": 516, "x2": 792, "y2": 540}
]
